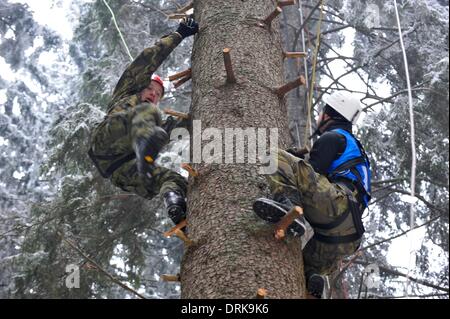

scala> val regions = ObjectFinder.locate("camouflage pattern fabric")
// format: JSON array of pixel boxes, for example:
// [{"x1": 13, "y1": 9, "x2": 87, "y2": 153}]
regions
[
  {"x1": 267, "y1": 149, "x2": 362, "y2": 276},
  {"x1": 88, "y1": 32, "x2": 187, "y2": 199}
]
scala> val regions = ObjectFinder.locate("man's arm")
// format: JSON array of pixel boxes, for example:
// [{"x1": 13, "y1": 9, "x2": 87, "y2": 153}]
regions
[
  {"x1": 111, "y1": 33, "x2": 183, "y2": 103},
  {"x1": 309, "y1": 131, "x2": 346, "y2": 175},
  {"x1": 161, "y1": 116, "x2": 190, "y2": 136},
  {"x1": 110, "y1": 17, "x2": 199, "y2": 104}
]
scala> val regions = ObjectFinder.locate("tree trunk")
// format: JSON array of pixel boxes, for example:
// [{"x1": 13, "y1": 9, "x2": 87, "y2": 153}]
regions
[{"x1": 180, "y1": 0, "x2": 306, "y2": 299}]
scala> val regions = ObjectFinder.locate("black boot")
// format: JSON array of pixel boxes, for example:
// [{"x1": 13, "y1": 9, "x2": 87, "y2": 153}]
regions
[
  {"x1": 163, "y1": 191, "x2": 186, "y2": 225},
  {"x1": 307, "y1": 273, "x2": 327, "y2": 299},
  {"x1": 253, "y1": 194, "x2": 306, "y2": 236}
]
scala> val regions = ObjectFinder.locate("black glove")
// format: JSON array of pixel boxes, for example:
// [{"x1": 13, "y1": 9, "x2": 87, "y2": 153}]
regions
[
  {"x1": 285, "y1": 147, "x2": 309, "y2": 159},
  {"x1": 176, "y1": 17, "x2": 199, "y2": 39},
  {"x1": 163, "y1": 191, "x2": 187, "y2": 225},
  {"x1": 161, "y1": 116, "x2": 178, "y2": 136},
  {"x1": 134, "y1": 127, "x2": 169, "y2": 176}
]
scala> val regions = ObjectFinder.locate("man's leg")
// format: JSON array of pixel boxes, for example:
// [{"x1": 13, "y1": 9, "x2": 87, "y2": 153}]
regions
[
  {"x1": 302, "y1": 237, "x2": 361, "y2": 298},
  {"x1": 90, "y1": 103, "x2": 187, "y2": 225},
  {"x1": 266, "y1": 150, "x2": 350, "y2": 224},
  {"x1": 131, "y1": 103, "x2": 168, "y2": 175},
  {"x1": 111, "y1": 160, "x2": 187, "y2": 224},
  {"x1": 129, "y1": 102, "x2": 188, "y2": 224},
  {"x1": 110, "y1": 160, "x2": 159, "y2": 200},
  {"x1": 152, "y1": 166, "x2": 188, "y2": 225}
]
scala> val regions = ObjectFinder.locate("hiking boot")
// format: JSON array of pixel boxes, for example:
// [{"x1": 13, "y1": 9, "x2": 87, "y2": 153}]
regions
[
  {"x1": 163, "y1": 191, "x2": 186, "y2": 225},
  {"x1": 307, "y1": 274, "x2": 328, "y2": 299},
  {"x1": 253, "y1": 197, "x2": 306, "y2": 237}
]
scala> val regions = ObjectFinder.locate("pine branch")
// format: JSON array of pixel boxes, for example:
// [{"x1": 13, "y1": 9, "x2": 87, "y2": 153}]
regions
[
  {"x1": 362, "y1": 84, "x2": 435, "y2": 111},
  {"x1": 352, "y1": 260, "x2": 449, "y2": 293},
  {"x1": 58, "y1": 232, "x2": 147, "y2": 299},
  {"x1": 359, "y1": 214, "x2": 443, "y2": 253},
  {"x1": 385, "y1": 187, "x2": 448, "y2": 215}
]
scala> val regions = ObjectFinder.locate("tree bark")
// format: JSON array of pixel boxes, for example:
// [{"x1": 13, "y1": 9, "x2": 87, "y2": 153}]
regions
[{"x1": 180, "y1": 0, "x2": 305, "y2": 299}]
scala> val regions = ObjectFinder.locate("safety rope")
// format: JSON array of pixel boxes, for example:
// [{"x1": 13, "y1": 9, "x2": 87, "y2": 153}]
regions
[
  {"x1": 298, "y1": 0, "x2": 310, "y2": 147},
  {"x1": 393, "y1": 0, "x2": 417, "y2": 299},
  {"x1": 102, "y1": 0, "x2": 134, "y2": 62},
  {"x1": 304, "y1": 0, "x2": 324, "y2": 147}
]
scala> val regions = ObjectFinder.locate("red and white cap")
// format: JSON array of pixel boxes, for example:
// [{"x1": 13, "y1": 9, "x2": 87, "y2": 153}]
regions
[{"x1": 151, "y1": 74, "x2": 165, "y2": 97}]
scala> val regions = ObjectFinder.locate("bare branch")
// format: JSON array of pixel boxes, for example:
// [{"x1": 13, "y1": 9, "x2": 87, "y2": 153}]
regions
[
  {"x1": 131, "y1": 0, "x2": 170, "y2": 18},
  {"x1": 358, "y1": 213, "x2": 444, "y2": 252},
  {"x1": 292, "y1": 1, "x2": 322, "y2": 51},
  {"x1": 352, "y1": 260, "x2": 449, "y2": 293},
  {"x1": 387, "y1": 187, "x2": 448, "y2": 215},
  {"x1": 362, "y1": 85, "x2": 434, "y2": 111},
  {"x1": 320, "y1": 24, "x2": 352, "y2": 36},
  {"x1": 59, "y1": 232, "x2": 147, "y2": 299}
]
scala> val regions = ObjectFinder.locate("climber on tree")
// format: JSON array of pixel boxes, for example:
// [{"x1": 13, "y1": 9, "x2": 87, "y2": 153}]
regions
[
  {"x1": 253, "y1": 91, "x2": 371, "y2": 298},
  {"x1": 88, "y1": 17, "x2": 199, "y2": 226}
]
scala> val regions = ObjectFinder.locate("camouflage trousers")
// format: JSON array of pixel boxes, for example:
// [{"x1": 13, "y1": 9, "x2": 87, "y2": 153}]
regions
[
  {"x1": 267, "y1": 150, "x2": 361, "y2": 277},
  {"x1": 89, "y1": 103, "x2": 187, "y2": 200}
]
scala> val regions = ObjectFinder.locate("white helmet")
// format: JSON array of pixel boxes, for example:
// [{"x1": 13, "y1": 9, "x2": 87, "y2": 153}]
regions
[{"x1": 323, "y1": 91, "x2": 362, "y2": 124}]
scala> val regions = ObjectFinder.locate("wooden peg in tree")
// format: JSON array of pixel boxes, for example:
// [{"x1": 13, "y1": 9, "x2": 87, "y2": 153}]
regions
[
  {"x1": 256, "y1": 288, "x2": 268, "y2": 299},
  {"x1": 278, "y1": 0, "x2": 296, "y2": 7},
  {"x1": 169, "y1": 68, "x2": 192, "y2": 82},
  {"x1": 175, "y1": 229, "x2": 193, "y2": 246},
  {"x1": 274, "y1": 206, "x2": 304, "y2": 240},
  {"x1": 164, "y1": 109, "x2": 190, "y2": 120},
  {"x1": 181, "y1": 163, "x2": 198, "y2": 177},
  {"x1": 174, "y1": 74, "x2": 192, "y2": 89},
  {"x1": 168, "y1": 13, "x2": 188, "y2": 20},
  {"x1": 164, "y1": 219, "x2": 188, "y2": 238},
  {"x1": 223, "y1": 48, "x2": 237, "y2": 84},
  {"x1": 263, "y1": 6, "x2": 282, "y2": 25},
  {"x1": 283, "y1": 51, "x2": 307, "y2": 59},
  {"x1": 275, "y1": 75, "x2": 306, "y2": 97},
  {"x1": 161, "y1": 274, "x2": 181, "y2": 282}
]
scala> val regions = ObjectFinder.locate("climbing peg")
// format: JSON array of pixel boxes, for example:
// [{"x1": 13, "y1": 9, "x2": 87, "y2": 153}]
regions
[
  {"x1": 278, "y1": 0, "x2": 296, "y2": 7},
  {"x1": 263, "y1": 6, "x2": 282, "y2": 25},
  {"x1": 181, "y1": 163, "x2": 198, "y2": 177},
  {"x1": 174, "y1": 74, "x2": 192, "y2": 89},
  {"x1": 169, "y1": 68, "x2": 192, "y2": 82},
  {"x1": 161, "y1": 274, "x2": 181, "y2": 282},
  {"x1": 256, "y1": 288, "x2": 268, "y2": 299},
  {"x1": 274, "y1": 206, "x2": 304, "y2": 240},
  {"x1": 164, "y1": 109, "x2": 190, "y2": 120},
  {"x1": 223, "y1": 48, "x2": 237, "y2": 84},
  {"x1": 275, "y1": 75, "x2": 306, "y2": 97},
  {"x1": 168, "y1": 13, "x2": 188, "y2": 20},
  {"x1": 175, "y1": 229, "x2": 193, "y2": 246},
  {"x1": 283, "y1": 51, "x2": 307, "y2": 59},
  {"x1": 164, "y1": 219, "x2": 188, "y2": 238}
]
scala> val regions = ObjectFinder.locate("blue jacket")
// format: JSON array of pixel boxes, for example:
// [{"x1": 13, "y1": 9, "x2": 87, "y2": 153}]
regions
[{"x1": 326, "y1": 128, "x2": 372, "y2": 207}]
